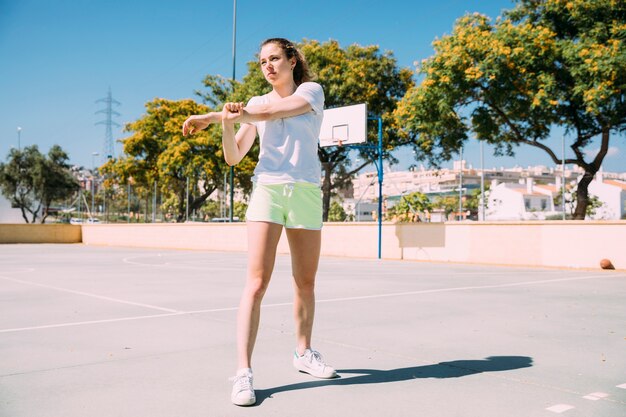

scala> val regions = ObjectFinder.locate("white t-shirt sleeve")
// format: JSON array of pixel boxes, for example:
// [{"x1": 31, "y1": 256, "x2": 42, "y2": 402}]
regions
[
  {"x1": 293, "y1": 82, "x2": 325, "y2": 115},
  {"x1": 247, "y1": 96, "x2": 262, "y2": 106},
  {"x1": 246, "y1": 95, "x2": 264, "y2": 126}
]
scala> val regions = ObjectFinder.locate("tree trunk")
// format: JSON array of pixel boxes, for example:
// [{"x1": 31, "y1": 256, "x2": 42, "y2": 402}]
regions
[
  {"x1": 321, "y1": 162, "x2": 333, "y2": 222},
  {"x1": 19, "y1": 203, "x2": 30, "y2": 223},
  {"x1": 30, "y1": 203, "x2": 40, "y2": 223},
  {"x1": 40, "y1": 209, "x2": 49, "y2": 224},
  {"x1": 175, "y1": 185, "x2": 215, "y2": 223},
  {"x1": 190, "y1": 187, "x2": 215, "y2": 217},
  {"x1": 176, "y1": 187, "x2": 186, "y2": 223},
  {"x1": 573, "y1": 170, "x2": 593, "y2": 220},
  {"x1": 572, "y1": 126, "x2": 609, "y2": 220},
  {"x1": 40, "y1": 200, "x2": 52, "y2": 224},
  {"x1": 144, "y1": 194, "x2": 149, "y2": 222}
]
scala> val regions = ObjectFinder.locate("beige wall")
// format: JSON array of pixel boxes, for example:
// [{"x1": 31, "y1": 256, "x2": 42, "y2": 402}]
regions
[
  {"x1": 78, "y1": 222, "x2": 389, "y2": 258},
  {"x1": 80, "y1": 223, "x2": 250, "y2": 252},
  {"x1": 3, "y1": 221, "x2": 624, "y2": 270},
  {"x1": 395, "y1": 221, "x2": 625, "y2": 269},
  {"x1": 0, "y1": 224, "x2": 82, "y2": 244}
]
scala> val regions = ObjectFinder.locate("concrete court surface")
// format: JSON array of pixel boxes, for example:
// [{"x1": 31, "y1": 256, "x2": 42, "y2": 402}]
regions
[{"x1": 0, "y1": 243, "x2": 624, "y2": 417}]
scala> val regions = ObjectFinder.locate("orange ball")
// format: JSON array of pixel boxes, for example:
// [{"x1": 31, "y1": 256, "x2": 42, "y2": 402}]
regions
[{"x1": 600, "y1": 259, "x2": 615, "y2": 270}]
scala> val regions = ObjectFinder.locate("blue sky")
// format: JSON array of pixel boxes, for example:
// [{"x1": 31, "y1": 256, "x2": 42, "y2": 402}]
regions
[{"x1": 0, "y1": 0, "x2": 623, "y2": 173}]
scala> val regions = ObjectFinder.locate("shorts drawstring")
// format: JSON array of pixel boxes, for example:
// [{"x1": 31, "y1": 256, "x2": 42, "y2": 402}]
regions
[{"x1": 283, "y1": 184, "x2": 294, "y2": 198}]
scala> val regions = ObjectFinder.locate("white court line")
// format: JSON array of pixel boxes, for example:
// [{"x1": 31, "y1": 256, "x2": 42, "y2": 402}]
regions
[
  {"x1": 0, "y1": 275, "x2": 181, "y2": 314},
  {"x1": 123, "y1": 255, "x2": 572, "y2": 276},
  {"x1": 0, "y1": 303, "x2": 291, "y2": 333},
  {"x1": 122, "y1": 255, "x2": 247, "y2": 271},
  {"x1": 583, "y1": 392, "x2": 609, "y2": 400},
  {"x1": 0, "y1": 273, "x2": 615, "y2": 334},
  {"x1": 123, "y1": 254, "x2": 580, "y2": 276},
  {"x1": 546, "y1": 404, "x2": 575, "y2": 413},
  {"x1": 318, "y1": 270, "x2": 568, "y2": 277},
  {"x1": 0, "y1": 268, "x2": 35, "y2": 274},
  {"x1": 0, "y1": 312, "x2": 183, "y2": 333},
  {"x1": 617, "y1": 383, "x2": 626, "y2": 389},
  {"x1": 184, "y1": 302, "x2": 293, "y2": 315},
  {"x1": 314, "y1": 274, "x2": 616, "y2": 304}
]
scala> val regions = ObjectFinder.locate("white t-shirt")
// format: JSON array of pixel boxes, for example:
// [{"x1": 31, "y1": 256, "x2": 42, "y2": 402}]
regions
[{"x1": 247, "y1": 82, "x2": 324, "y2": 185}]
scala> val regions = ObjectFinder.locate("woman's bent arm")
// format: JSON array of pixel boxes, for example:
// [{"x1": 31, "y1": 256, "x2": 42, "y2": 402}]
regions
[
  {"x1": 236, "y1": 95, "x2": 312, "y2": 124},
  {"x1": 222, "y1": 121, "x2": 257, "y2": 166}
]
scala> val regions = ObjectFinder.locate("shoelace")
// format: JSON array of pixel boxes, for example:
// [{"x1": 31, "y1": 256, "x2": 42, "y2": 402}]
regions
[
  {"x1": 305, "y1": 349, "x2": 324, "y2": 365},
  {"x1": 230, "y1": 374, "x2": 253, "y2": 392}
]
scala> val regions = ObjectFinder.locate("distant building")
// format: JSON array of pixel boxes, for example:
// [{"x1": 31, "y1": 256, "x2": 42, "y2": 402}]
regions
[
  {"x1": 487, "y1": 177, "x2": 560, "y2": 220},
  {"x1": 352, "y1": 162, "x2": 578, "y2": 203},
  {"x1": 588, "y1": 172, "x2": 626, "y2": 220},
  {"x1": 351, "y1": 162, "x2": 584, "y2": 221},
  {"x1": 339, "y1": 198, "x2": 377, "y2": 221},
  {"x1": 0, "y1": 195, "x2": 25, "y2": 223}
]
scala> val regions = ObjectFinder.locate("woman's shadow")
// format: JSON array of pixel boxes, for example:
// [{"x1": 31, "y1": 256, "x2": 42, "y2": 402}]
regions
[{"x1": 254, "y1": 355, "x2": 533, "y2": 405}]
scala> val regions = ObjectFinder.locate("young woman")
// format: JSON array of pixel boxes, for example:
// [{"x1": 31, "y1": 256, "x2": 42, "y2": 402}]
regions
[{"x1": 183, "y1": 38, "x2": 336, "y2": 407}]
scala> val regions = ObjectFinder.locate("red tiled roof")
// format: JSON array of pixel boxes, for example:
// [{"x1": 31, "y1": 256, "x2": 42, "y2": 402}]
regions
[
  {"x1": 511, "y1": 188, "x2": 546, "y2": 197},
  {"x1": 535, "y1": 184, "x2": 557, "y2": 193},
  {"x1": 604, "y1": 180, "x2": 626, "y2": 190}
]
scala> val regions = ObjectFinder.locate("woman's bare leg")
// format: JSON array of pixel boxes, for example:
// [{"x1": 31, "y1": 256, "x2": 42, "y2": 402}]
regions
[
  {"x1": 236, "y1": 221, "x2": 283, "y2": 370},
  {"x1": 285, "y1": 228, "x2": 321, "y2": 354}
]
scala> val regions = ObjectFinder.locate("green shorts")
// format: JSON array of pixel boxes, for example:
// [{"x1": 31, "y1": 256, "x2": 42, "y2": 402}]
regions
[{"x1": 246, "y1": 182, "x2": 323, "y2": 230}]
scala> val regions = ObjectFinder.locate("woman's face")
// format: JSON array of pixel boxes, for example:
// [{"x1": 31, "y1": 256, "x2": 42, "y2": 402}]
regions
[{"x1": 259, "y1": 43, "x2": 295, "y2": 86}]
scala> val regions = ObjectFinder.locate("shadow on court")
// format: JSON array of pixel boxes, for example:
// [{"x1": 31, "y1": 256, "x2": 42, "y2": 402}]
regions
[{"x1": 254, "y1": 355, "x2": 533, "y2": 405}]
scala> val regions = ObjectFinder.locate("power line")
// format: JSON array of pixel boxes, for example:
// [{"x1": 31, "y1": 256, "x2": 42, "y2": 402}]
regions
[{"x1": 95, "y1": 87, "x2": 121, "y2": 161}]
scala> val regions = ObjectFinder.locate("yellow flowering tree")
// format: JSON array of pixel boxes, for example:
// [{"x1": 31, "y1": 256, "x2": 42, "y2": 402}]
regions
[
  {"x1": 101, "y1": 99, "x2": 251, "y2": 222},
  {"x1": 395, "y1": 0, "x2": 626, "y2": 219}
]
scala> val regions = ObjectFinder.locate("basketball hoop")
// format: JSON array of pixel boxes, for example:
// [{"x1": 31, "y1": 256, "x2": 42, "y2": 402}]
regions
[{"x1": 319, "y1": 103, "x2": 367, "y2": 148}]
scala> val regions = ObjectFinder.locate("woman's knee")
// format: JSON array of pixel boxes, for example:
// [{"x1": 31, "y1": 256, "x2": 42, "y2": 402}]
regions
[
  {"x1": 293, "y1": 275, "x2": 316, "y2": 295},
  {"x1": 244, "y1": 276, "x2": 270, "y2": 300}
]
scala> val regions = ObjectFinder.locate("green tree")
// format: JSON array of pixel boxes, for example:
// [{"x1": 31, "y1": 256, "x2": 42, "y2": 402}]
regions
[
  {"x1": 431, "y1": 195, "x2": 460, "y2": 220},
  {"x1": 233, "y1": 201, "x2": 248, "y2": 221},
  {"x1": 394, "y1": 0, "x2": 626, "y2": 219},
  {"x1": 0, "y1": 145, "x2": 79, "y2": 223},
  {"x1": 41, "y1": 146, "x2": 80, "y2": 221},
  {"x1": 465, "y1": 184, "x2": 490, "y2": 215},
  {"x1": 101, "y1": 99, "x2": 255, "y2": 222},
  {"x1": 554, "y1": 185, "x2": 604, "y2": 218},
  {"x1": 198, "y1": 39, "x2": 414, "y2": 221},
  {"x1": 386, "y1": 191, "x2": 432, "y2": 222},
  {"x1": 194, "y1": 199, "x2": 221, "y2": 221},
  {"x1": 328, "y1": 200, "x2": 348, "y2": 222}
]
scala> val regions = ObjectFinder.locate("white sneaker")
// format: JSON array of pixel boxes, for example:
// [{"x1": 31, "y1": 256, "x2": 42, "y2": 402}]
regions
[
  {"x1": 231, "y1": 368, "x2": 255, "y2": 406},
  {"x1": 293, "y1": 349, "x2": 337, "y2": 379}
]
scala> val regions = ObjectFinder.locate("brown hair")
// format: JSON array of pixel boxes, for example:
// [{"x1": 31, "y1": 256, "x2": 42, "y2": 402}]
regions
[{"x1": 260, "y1": 38, "x2": 316, "y2": 85}]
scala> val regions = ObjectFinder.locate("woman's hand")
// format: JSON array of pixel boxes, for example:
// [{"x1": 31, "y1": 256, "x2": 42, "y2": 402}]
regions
[
  {"x1": 221, "y1": 102, "x2": 245, "y2": 125},
  {"x1": 182, "y1": 114, "x2": 215, "y2": 136}
]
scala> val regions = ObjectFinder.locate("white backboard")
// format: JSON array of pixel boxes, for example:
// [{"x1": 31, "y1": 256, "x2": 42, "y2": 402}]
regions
[{"x1": 319, "y1": 103, "x2": 367, "y2": 147}]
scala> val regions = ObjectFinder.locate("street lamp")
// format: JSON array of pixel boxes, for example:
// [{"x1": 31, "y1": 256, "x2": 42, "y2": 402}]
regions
[
  {"x1": 458, "y1": 146, "x2": 463, "y2": 221},
  {"x1": 229, "y1": 0, "x2": 237, "y2": 222},
  {"x1": 91, "y1": 152, "x2": 99, "y2": 218},
  {"x1": 561, "y1": 135, "x2": 566, "y2": 220},
  {"x1": 480, "y1": 139, "x2": 485, "y2": 221},
  {"x1": 17, "y1": 127, "x2": 21, "y2": 150}
]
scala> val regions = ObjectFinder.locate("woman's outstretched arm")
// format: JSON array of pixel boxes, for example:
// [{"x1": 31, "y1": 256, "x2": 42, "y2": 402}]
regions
[{"x1": 224, "y1": 95, "x2": 313, "y2": 124}]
